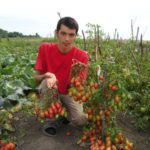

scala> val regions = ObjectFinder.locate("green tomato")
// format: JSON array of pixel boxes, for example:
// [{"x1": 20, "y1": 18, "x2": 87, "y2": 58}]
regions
[{"x1": 140, "y1": 107, "x2": 146, "y2": 113}]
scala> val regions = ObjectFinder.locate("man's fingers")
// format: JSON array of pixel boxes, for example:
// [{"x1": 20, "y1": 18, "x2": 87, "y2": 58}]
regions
[
  {"x1": 46, "y1": 78, "x2": 56, "y2": 89},
  {"x1": 45, "y1": 72, "x2": 56, "y2": 79}
]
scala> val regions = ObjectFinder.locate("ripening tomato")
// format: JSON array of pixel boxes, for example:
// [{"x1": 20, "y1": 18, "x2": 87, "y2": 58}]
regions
[
  {"x1": 105, "y1": 110, "x2": 111, "y2": 117},
  {"x1": 115, "y1": 94, "x2": 121, "y2": 103},
  {"x1": 108, "y1": 83, "x2": 113, "y2": 89},
  {"x1": 48, "y1": 113, "x2": 54, "y2": 119},
  {"x1": 81, "y1": 135, "x2": 87, "y2": 142},
  {"x1": 85, "y1": 92, "x2": 90, "y2": 98},
  {"x1": 119, "y1": 144, "x2": 124, "y2": 150},
  {"x1": 39, "y1": 112, "x2": 45, "y2": 119},
  {"x1": 105, "y1": 146, "x2": 111, "y2": 150},
  {"x1": 76, "y1": 93, "x2": 82, "y2": 100},
  {"x1": 44, "y1": 111, "x2": 49, "y2": 118},
  {"x1": 96, "y1": 120, "x2": 101, "y2": 127},
  {"x1": 99, "y1": 110, "x2": 105, "y2": 117},
  {"x1": 75, "y1": 81, "x2": 80, "y2": 87},
  {"x1": 124, "y1": 145, "x2": 130, "y2": 150},
  {"x1": 49, "y1": 107, "x2": 54, "y2": 115},
  {"x1": 87, "y1": 108, "x2": 93, "y2": 115},
  {"x1": 51, "y1": 103, "x2": 57, "y2": 114},
  {"x1": 89, "y1": 81, "x2": 94, "y2": 87},
  {"x1": 99, "y1": 76, "x2": 104, "y2": 81},
  {"x1": 55, "y1": 101, "x2": 61, "y2": 109},
  {"x1": 105, "y1": 135, "x2": 110, "y2": 140},
  {"x1": 68, "y1": 92, "x2": 71, "y2": 97},
  {"x1": 127, "y1": 142, "x2": 134, "y2": 149},
  {"x1": 94, "y1": 83, "x2": 99, "y2": 89},
  {"x1": 77, "y1": 85, "x2": 84, "y2": 91},
  {"x1": 106, "y1": 139, "x2": 112, "y2": 147},
  {"x1": 66, "y1": 131, "x2": 72, "y2": 136},
  {"x1": 111, "y1": 85, "x2": 117, "y2": 91},
  {"x1": 73, "y1": 96, "x2": 78, "y2": 101},
  {"x1": 58, "y1": 107, "x2": 63, "y2": 114},
  {"x1": 114, "y1": 137, "x2": 120, "y2": 144},
  {"x1": 107, "y1": 106, "x2": 113, "y2": 113},
  {"x1": 70, "y1": 77, "x2": 75, "y2": 84},
  {"x1": 81, "y1": 80, "x2": 86, "y2": 86},
  {"x1": 76, "y1": 139, "x2": 82, "y2": 145},
  {"x1": 89, "y1": 136, "x2": 96, "y2": 143},
  {"x1": 71, "y1": 88, "x2": 77, "y2": 95},
  {"x1": 82, "y1": 95, "x2": 87, "y2": 102},
  {"x1": 96, "y1": 115, "x2": 101, "y2": 121},
  {"x1": 112, "y1": 145, "x2": 117, "y2": 150},
  {"x1": 0, "y1": 146, "x2": 6, "y2": 150},
  {"x1": 97, "y1": 139, "x2": 102, "y2": 146},
  {"x1": 117, "y1": 132, "x2": 123, "y2": 140},
  {"x1": 5, "y1": 142, "x2": 16, "y2": 150},
  {"x1": 99, "y1": 145, "x2": 105, "y2": 150},
  {"x1": 60, "y1": 108, "x2": 65, "y2": 116}
]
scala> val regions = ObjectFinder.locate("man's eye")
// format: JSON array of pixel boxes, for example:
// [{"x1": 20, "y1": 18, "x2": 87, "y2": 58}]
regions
[
  {"x1": 69, "y1": 34, "x2": 75, "y2": 37},
  {"x1": 61, "y1": 32, "x2": 66, "y2": 35}
]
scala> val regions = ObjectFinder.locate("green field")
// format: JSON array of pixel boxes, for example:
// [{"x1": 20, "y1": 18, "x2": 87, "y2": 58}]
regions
[{"x1": 0, "y1": 37, "x2": 150, "y2": 149}]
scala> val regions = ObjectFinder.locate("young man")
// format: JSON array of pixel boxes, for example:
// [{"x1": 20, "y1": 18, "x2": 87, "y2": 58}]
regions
[{"x1": 34, "y1": 17, "x2": 88, "y2": 136}]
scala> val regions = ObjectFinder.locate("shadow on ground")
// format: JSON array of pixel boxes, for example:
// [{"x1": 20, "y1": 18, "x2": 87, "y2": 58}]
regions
[{"x1": 13, "y1": 112, "x2": 150, "y2": 150}]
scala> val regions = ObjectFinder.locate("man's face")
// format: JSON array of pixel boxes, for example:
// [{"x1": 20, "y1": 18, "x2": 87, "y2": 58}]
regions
[{"x1": 56, "y1": 24, "x2": 77, "y2": 53}]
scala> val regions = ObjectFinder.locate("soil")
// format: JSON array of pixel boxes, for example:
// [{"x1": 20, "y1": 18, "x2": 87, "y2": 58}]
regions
[
  {"x1": 12, "y1": 112, "x2": 150, "y2": 150},
  {"x1": 117, "y1": 113, "x2": 150, "y2": 150}
]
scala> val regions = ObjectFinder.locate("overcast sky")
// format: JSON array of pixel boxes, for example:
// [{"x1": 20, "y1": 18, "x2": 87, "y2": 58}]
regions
[{"x1": 0, "y1": 0, "x2": 149, "y2": 40}]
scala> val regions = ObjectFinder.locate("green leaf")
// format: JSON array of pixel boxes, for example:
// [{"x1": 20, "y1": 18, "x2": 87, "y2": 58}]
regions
[{"x1": 3, "y1": 123, "x2": 15, "y2": 132}]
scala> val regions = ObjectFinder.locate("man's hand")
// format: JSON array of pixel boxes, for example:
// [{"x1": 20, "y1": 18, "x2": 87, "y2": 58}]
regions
[
  {"x1": 44, "y1": 72, "x2": 56, "y2": 79},
  {"x1": 44, "y1": 72, "x2": 57, "y2": 89},
  {"x1": 35, "y1": 72, "x2": 57, "y2": 88}
]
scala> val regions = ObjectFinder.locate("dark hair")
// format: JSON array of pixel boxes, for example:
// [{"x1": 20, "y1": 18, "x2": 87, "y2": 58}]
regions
[{"x1": 56, "y1": 17, "x2": 79, "y2": 34}]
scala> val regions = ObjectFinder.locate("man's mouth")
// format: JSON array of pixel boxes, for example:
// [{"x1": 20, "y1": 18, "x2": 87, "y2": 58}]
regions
[{"x1": 63, "y1": 43, "x2": 70, "y2": 47}]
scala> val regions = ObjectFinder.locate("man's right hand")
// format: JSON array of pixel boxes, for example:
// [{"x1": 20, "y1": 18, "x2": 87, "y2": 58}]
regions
[
  {"x1": 35, "y1": 72, "x2": 57, "y2": 89},
  {"x1": 44, "y1": 72, "x2": 56, "y2": 79},
  {"x1": 44, "y1": 73, "x2": 57, "y2": 89},
  {"x1": 45, "y1": 77, "x2": 57, "y2": 89}
]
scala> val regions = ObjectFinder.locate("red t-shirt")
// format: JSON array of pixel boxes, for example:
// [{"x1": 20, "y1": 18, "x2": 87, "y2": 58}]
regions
[{"x1": 34, "y1": 43, "x2": 88, "y2": 94}]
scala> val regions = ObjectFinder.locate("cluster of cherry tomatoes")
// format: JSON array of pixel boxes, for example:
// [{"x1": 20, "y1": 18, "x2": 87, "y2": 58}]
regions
[
  {"x1": 68, "y1": 61, "x2": 134, "y2": 150},
  {"x1": 77, "y1": 129, "x2": 134, "y2": 150},
  {"x1": 34, "y1": 101, "x2": 67, "y2": 120},
  {"x1": 68, "y1": 76, "x2": 98, "y2": 103},
  {"x1": 33, "y1": 89, "x2": 67, "y2": 121}
]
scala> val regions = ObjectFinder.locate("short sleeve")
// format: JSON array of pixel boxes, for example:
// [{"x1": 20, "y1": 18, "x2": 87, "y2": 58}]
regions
[{"x1": 34, "y1": 44, "x2": 46, "y2": 73}]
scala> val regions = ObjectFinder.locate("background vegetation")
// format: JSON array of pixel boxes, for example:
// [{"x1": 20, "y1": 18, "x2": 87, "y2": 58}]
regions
[{"x1": 0, "y1": 25, "x2": 150, "y2": 148}]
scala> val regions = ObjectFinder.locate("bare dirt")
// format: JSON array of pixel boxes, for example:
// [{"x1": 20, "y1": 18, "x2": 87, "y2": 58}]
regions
[
  {"x1": 13, "y1": 112, "x2": 150, "y2": 150},
  {"x1": 117, "y1": 113, "x2": 150, "y2": 150}
]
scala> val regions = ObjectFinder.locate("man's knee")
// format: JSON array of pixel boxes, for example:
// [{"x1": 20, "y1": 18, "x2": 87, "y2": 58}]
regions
[{"x1": 71, "y1": 114, "x2": 87, "y2": 126}]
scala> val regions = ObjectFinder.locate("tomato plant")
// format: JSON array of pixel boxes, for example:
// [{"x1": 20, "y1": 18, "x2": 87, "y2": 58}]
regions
[{"x1": 68, "y1": 60, "x2": 134, "y2": 149}]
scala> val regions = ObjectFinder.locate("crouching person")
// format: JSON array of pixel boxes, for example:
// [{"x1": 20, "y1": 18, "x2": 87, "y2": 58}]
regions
[{"x1": 34, "y1": 16, "x2": 89, "y2": 136}]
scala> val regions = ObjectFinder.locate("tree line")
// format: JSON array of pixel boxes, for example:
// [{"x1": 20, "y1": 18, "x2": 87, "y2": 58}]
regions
[{"x1": 0, "y1": 28, "x2": 40, "y2": 38}]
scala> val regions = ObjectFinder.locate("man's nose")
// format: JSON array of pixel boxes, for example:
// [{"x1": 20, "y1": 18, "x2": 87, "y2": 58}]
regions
[{"x1": 65, "y1": 35, "x2": 70, "y2": 41}]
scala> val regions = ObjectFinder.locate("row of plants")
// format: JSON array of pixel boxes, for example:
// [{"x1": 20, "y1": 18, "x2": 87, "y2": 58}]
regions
[
  {"x1": 0, "y1": 35, "x2": 150, "y2": 149},
  {"x1": 0, "y1": 38, "x2": 36, "y2": 149}
]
